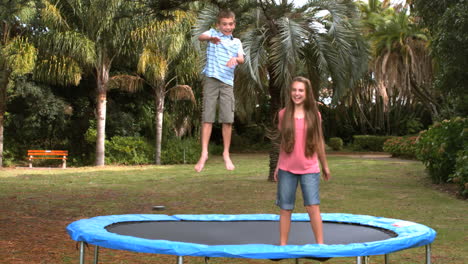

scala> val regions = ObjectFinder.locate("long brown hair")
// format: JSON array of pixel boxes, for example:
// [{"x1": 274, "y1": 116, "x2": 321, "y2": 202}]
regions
[{"x1": 280, "y1": 76, "x2": 324, "y2": 157}]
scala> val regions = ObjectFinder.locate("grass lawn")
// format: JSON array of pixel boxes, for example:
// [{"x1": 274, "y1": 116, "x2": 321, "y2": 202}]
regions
[{"x1": 0, "y1": 153, "x2": 466, "y2": 264}]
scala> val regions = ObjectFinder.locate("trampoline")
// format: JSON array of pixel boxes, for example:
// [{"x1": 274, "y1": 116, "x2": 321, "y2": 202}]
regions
[{"x1": 67, "y1": 213, "x2": 436, "y2": 264}]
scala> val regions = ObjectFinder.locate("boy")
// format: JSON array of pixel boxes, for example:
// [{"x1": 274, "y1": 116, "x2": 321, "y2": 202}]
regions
[{"x1": 195, "y1": 10, "x2": 245, "y2": 172}]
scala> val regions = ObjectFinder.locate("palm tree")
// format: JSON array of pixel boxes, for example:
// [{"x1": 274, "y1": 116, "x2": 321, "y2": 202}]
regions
[
  {"x1": 133, "y1": 10, "x2": 199, "y2": 164},
  {"x1": 0, "y1": 0, "x2": 37, "y2": 166},
  {"x1": 357, "y1": 0, "x2": 438, "y2": 133},
  {"x1": 194, "y1": 0, "x2": 369, "y2": 180}
]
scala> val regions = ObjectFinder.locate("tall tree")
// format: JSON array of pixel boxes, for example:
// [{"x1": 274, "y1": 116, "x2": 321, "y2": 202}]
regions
[
  {"x1": 411, "y1": 0, "x2": 468, "y2": 116},
  {"x1": 194, "y1": 0, "x2": 368, "y2": 181},
  {"x1": 132, "y1": 10, "x2": 199, "y2": 164},
  {"x1": 36, "y1": 0, "x2": 155, "y2": 166},
  {"x1": 0, "y1": 0, "x2": 37, "y2": 166},
  {"x1": 356, "y1": 0, "x2": 437, "y2": 134}
]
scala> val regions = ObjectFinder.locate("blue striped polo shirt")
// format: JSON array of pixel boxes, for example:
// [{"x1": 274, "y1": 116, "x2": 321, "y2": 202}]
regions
[{"x1": 201, "y1": 28, "x2": 244, "y2": 86}]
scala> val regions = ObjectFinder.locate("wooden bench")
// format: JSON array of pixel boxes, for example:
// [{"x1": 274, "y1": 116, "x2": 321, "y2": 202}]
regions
[{"x1": 28, "y1": 150, "x2": 68, "y2": 168}]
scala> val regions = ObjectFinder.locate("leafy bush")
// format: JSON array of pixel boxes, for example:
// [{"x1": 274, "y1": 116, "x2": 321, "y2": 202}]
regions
[
  {"x1": 352, "y1": 135, "x2": 394, "y2": 151},
  {"x1": 161, "y1": 137, "x2": 200, "y2": 165},
  {"x1": 383, "y1": 136, "x2": 418, "y2": 159},
  {"x1": 415, "y1": 117, "x2": 467, "y2": 184},
  {"x1": 450, "y1": 148, "x2": 468, "y2": 198},
  {"x1": 328, "y1": 137, "x2": 343, "y2": 151},
  {"x1": 105, "y1": 136, "x2": 153, "y2": 165}
]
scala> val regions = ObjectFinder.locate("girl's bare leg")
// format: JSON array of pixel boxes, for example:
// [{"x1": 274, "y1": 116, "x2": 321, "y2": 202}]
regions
[
  {"x1": 279, "y1": 209, "x2": 293, "y2": 245},
  {"x1": 305, "y1": 205, "x2": 324, "y2": 244}
]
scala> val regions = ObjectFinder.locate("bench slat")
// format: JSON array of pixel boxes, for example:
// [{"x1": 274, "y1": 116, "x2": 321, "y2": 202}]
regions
[
  {"x1": 29, "y1": 157, "x2": 68, "y2": 160},
  {"x1": 28, "y1": 151, "x2": 68, "y2": 155},
  {"x1": 28, "y1": 153, "x2": 68, "y2": 156}
]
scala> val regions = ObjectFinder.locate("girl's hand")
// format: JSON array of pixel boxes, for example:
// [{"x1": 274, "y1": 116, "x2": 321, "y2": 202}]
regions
[
  {"x1": 273, "y1": 168, "x2": 279, "y2": 182},
  {"x1": 322, "y1": 167, "x2": 331, "y2": 181}
]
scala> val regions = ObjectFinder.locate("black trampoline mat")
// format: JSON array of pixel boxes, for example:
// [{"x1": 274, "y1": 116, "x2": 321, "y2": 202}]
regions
[{"x1": 106, "y1": 221, "x2": 397, "y2": 245}]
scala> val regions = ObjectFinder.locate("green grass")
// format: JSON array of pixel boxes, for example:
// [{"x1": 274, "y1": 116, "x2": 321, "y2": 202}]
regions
[{"x1": 0, "y1": 153, "x2": 466, "y2": 264}]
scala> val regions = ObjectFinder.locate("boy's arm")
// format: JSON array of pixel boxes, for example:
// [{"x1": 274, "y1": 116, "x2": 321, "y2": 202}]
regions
[
  {"x1": 198, "y1": 33, "x2": 221, "y2": 44},
  {"x1": 236, "y1": 52, "x2": 245, "y2": 64}
]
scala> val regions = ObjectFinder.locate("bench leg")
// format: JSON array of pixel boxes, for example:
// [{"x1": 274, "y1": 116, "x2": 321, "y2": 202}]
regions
[
  {"x1": 29, "y1": 158, "x2": 32, "y2": 168},
  {"x1": 62, "y1": 157, "x2": 66, "y2": 169}
]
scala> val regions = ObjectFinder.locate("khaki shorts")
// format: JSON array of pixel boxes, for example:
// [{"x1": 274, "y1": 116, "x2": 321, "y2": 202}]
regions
[{"x1": 202, "y1": 77, "x2": 235, "y2": 123}]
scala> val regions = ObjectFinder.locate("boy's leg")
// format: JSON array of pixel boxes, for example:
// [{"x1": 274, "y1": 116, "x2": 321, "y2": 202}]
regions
[
  {"x1": 195, "y1": 122, "x2": 213, "y2": 172},
  {"x1": 222, "y1": 123, "x2": 235, "y2": 170},
  {"x1": 279, "y1": 209, "x2": 293, "y2": 245},
  {"x1": 305, "y1": 205, "x2": 324, "y2": 244},
  {"x1": 195, "y1": 77, "x2": 218, "y2": 172},
  {"x1": 218, "y1": 82, "x2": 235, "y2": 170}
]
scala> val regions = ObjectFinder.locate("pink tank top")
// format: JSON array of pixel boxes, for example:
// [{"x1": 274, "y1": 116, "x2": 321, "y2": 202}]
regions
[{"x1": 278, "y1": 109, "x2": 320, "y2": 174}]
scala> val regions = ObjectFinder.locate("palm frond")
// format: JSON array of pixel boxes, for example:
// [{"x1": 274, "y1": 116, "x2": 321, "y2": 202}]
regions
[
  {"x1": 3, "y1": 36, "x2": 37, "y2": 76},
  {"x1": 192, "y1": 5, "x2": 219, "y2": 51},
  {"x1": 40, "y1": 0, "x2": 70, "y2": 30},
  {"x1": 138, "y1": 48, "x2": 168, "y2": 84},
  {"x1": 168, "y1": 85, "x2": 196, "y2": 104},
  {"x1": 108, "y1": 74, "x2": 144, "y2": 92},
  {"x1": 34, "y1": 55, "x2": 82, "y2": 86},
  {"x1": 269, "y1": 17, "x2": 307, "y2": 91},
  {"x1": 37, "y1": 31, "x2": 96, "y2": 66}
]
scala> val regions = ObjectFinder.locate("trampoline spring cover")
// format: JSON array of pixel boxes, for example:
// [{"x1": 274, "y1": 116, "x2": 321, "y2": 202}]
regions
[{"x1": 66, "y1": 213, "x2": 436, "y2": 259}]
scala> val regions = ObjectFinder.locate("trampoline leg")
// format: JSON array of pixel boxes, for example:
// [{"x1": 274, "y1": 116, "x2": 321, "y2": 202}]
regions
[
  {"x1": 177, "y1": 256, "x2": 184, "y2": 264},
  {"x1": 426, "y1": 244, "x2": 431, "y2": 264},
  {"x1": 295, "y1": 259, "x2": 300, "y2": 264},
  {"x1": 356, "y1": 256, "x2": 369, "y2": 264},
  {"x1": 79, "y1": 241, "x2": 85, "y2": 264},
  {"x1": 384, "y1": 254, "x2": 389, "y2": 264},
  {"x1": 356, "y1": 256, "x2": 362, "y2": 264},
  {"x1": 94, "y1": 246, "x2": 99, "y2": 264}
]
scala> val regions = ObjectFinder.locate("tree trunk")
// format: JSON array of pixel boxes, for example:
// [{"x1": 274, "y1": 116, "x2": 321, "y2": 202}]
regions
[
  {"x1": 154, "y1": 85, "x2": 165, "y2": 165},
  {"x1": 0, "y1": 67, "x2": 9, "y2": 167},
  {"x1": 95, "y1": 64, "x2": 110, "y2": 166},
  {"x1": 267, "y1": 67, "x2": 283, "y2": 182}
]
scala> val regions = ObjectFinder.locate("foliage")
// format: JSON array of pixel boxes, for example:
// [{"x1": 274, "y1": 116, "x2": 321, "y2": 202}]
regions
[
  {"x1": 105, "y1": 136, "x2": 154, "y2": 165},
  {"x1": 161, "y1": 137, "x2": 199, "y2": 164},
  {"x1": 383, "y1": 136, "x2": 418, "y2": 159},
  {"x1": 352, "y1": 135, "x2": 393, "y2": 151},
  {"x1": 328, "y1": 137, "x2": 344, "y2": 151},
  {"x1": 450, "y1": 148, "x2": 468, "y2": 198},
  {"x1": 412, "y1": 0, "x2": 468, "y2": 116},
  {"x1": 415, "y1": 117, "x2": 468, "y2": 184},
  {"x1": 5, "y1": 80, "x2": 71, "y2": 152}
]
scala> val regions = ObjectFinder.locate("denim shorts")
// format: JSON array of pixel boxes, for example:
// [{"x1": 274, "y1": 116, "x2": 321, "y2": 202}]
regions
[{"x1": 276, "y1": 169, "x2": 320, "y2": 210}]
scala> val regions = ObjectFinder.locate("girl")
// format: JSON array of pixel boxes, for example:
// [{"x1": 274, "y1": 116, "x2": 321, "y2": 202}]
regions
[{"x1": 274, "y1": 76, "x2": 331, "y2": 245}]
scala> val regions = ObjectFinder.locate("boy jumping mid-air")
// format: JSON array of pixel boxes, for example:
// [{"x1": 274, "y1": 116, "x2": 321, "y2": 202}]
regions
[{"x1": 195, "y1": 10, "x2": 245, "y2": 172}]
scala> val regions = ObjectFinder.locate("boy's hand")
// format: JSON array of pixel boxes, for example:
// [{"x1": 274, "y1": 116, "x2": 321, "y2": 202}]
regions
[
  {"x1": 226, "y1": 57, "x2": 239, "y2": 68},
  {"x1": 210, "y1": 36, "x2": 221, "y2": 44}
]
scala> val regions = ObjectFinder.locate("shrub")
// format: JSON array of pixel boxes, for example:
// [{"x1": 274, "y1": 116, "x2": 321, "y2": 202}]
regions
[
  {"x1": 383, "y1": 136, "x2": 418, "y2": 159},
  {"x1": 352, "y1": 135, "x2": 394, "y2": 151},
  {"x1": 415, "y1": 117, "x2": 467, "y2": 184},
  {"x1": 328, "y1": 137, "x2": 343, "y2": 151},
  {"x1": 106, "y1": 136, "x2": 153, "y2": 165},
  {"x1": 161, "y1": 137, "x2": 200, "y2": 165},
  {"x1": 450, "y1": 148, "x2": 468, "y2": 198}
]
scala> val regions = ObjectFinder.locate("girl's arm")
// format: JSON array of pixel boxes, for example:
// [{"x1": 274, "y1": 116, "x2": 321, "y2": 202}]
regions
[{"x1": 317, "y1": 139, "x2": 331, "y2": 181}]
